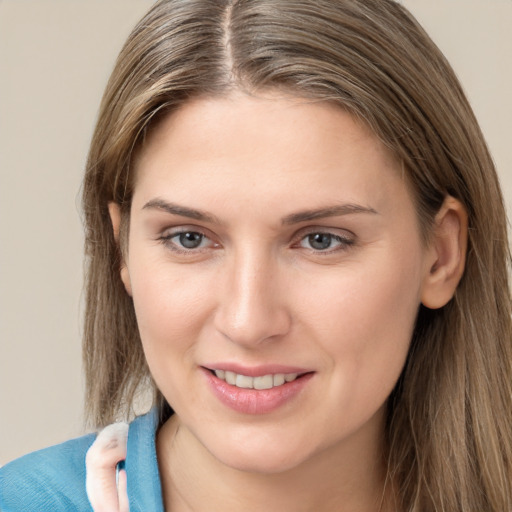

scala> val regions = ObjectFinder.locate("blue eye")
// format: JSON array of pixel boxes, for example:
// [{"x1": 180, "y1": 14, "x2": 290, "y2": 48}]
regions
[
  {"x1": 307, "y1": 233, "x2": 334, "y2": 250},
  {"x1": 300, "y1": 232, "x2": 352, "y2": 251},
  {"x1": 162, "y1": 230, "x2": 212, "y2": 251},
  {"x1": 176, "y1": 231, "x2": 205, "y2": 249}
]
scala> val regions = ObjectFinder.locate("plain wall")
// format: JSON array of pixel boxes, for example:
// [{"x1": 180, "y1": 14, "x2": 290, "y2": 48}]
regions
[{"x1": 0, "y1": 0, "x2": 510, "y2": 465}]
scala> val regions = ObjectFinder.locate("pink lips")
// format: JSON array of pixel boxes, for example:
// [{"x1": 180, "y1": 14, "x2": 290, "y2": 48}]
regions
[{"x1": 201, "y1": 365, "x2": 314, "y2": 415}]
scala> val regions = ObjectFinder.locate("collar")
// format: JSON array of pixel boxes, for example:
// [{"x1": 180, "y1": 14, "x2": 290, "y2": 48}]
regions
[{"x1": 125, "y1": 408, "x2": 164, "y2": 511}]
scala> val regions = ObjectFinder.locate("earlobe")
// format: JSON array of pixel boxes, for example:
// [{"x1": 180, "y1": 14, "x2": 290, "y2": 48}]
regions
[
  {"x1": 420, "y1": 196, "x2": 468, "y2": 309},
  {"x1": 108, "y1": 202, "x2": 132, "y2": 297}
]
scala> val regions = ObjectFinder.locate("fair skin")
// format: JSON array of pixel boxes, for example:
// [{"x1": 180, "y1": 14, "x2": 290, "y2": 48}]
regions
[{"x1": 107, "y1": 92, "x2": 467, "y2": 512}]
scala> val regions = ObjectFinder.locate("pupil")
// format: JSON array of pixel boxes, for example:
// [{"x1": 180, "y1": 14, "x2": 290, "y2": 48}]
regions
[
  {"x1": 179, "y1": 232, "x2": 203, "y2": 249},
  {"x1": 309, "y1": 233, "x2": 331, "y2": 250}
]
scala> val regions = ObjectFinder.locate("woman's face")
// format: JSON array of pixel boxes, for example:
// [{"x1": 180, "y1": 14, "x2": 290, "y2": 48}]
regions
[{"x1": 120, "y1": 92, "x2": 433, "y2": 473}]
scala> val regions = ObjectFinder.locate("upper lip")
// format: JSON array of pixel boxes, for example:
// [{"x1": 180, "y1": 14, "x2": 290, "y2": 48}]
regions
[{"x1": 202, "y1": 363, "x2": 312, "y2": 377}]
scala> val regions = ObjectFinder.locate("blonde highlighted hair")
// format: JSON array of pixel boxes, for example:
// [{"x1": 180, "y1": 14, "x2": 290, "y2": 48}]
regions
[{"x1": 82, "y1": 0, "x2": 512, "y2": 509}]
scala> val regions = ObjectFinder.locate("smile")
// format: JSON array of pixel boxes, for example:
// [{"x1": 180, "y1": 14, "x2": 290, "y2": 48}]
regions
[
  {"x1": 203, "y1": 366, "x2": 314, "y2": 414},
  {"x1": 213, "y1": 369, "x2": 300, "y2": 390}
]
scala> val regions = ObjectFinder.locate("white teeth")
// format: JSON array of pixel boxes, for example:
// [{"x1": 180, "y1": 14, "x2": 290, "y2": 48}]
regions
[
  {"x1": 273, "y1": 374, "x2": 285, "y2": 386},
  {"x1": 213, "y1": 370, "x2": 301, "y2": 389},
  {"x1": 225, "y1": 371, "x2": 236, "y2": 385},
  {"x1": 254, "y1": 374, "x2": 273, "y2": 390},
  {"x1": 236, "y1": 374, "x2": 254, "y2": 389}
]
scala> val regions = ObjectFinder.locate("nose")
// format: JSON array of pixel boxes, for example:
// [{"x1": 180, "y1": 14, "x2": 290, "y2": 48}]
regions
[{"x1": 213, "y1": 247, "x2": 292, "y2": 347}]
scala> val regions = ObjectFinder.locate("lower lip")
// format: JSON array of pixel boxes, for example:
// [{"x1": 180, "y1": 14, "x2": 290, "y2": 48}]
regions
[{"x1": 202, "y1": 368, "x2": 314, "y2": 415}]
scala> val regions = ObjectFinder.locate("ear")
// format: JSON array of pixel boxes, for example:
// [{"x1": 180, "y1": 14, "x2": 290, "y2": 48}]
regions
[
  {"x1": 421, "y1": 196, "x2": 468, "y2": 309},
  {"x1": 108, "y1": 202, "x2": 132, "y2": 297}
]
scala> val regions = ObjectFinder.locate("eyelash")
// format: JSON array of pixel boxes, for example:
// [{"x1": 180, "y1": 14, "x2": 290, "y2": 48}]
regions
[
  {"x1": 158, "y1": 228, "x2": 355, "y2": 255},
  {"x1": 158, "y1": 229, "x2": 218, "y2": 254},
  {"x1": 294, "y1": 231, "x2": 355, "y2": 253}
]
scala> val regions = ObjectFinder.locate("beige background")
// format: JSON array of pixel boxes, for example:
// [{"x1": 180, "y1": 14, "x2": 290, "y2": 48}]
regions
[{"x1": 0, "y1": 0, "x2": 510, "y2": 465}]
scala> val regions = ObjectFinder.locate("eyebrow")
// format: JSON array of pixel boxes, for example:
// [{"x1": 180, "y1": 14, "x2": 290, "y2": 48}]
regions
[
  {"x1": 142, "y1": 198, "x2": 378, "y2": 225},
  {"x1": 142, "y1": 198, "x2": 219, "y2": 224},
  {"x1": 281, "y1": 204, "x2": 378, "y2": 225}
]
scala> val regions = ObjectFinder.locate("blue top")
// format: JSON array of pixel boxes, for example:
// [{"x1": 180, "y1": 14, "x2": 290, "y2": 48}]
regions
[{"x1": 0, "y1": 409, "x2": 164, "y2": 512}]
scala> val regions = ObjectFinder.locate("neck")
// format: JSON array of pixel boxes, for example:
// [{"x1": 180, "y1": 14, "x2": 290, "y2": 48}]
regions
[{"x1": 157, "y1": 413, "x2": 394, "y2": 512}]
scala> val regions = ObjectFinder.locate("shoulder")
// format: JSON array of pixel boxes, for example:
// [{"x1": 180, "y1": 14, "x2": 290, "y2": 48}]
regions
[
  {"x1": 124, "y1": 409, "x2": 164, "y2": 510},
  {"x1": 0, "y1": 432, "x2": 96, "y2": 512},
  {"x1": 0, "y1": 410, "x2": 162, "y2": 512}
]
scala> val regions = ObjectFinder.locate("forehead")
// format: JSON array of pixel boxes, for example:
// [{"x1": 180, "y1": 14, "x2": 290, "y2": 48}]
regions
[{"x1": 131, "y1": 92, "x2": 409, "y2": 218}]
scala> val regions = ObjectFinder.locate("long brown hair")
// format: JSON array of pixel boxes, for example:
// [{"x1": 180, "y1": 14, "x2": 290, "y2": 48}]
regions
[{"x1": 82, "y1": 1, "x2": 512, "y2": 509}]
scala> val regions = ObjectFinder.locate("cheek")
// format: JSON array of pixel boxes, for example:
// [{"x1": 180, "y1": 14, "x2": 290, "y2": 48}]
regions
[
  {"x1": 128, "y1": 257, "x2": 215, "y2": 369},
  {"x1": 301, "y1": 249, "x2": 422, "y2": 343},
  {"x1": 129, "y1": 262, "x2": 219, "y2": 413},
  {"x1": 298, "y1": 249, "x2": 423, "y2": 414}
]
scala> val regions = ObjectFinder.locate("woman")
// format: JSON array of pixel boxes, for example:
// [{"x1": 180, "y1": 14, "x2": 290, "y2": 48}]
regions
[{"x1": 1, "y1": 0, "x2": 510, "y2": 511}]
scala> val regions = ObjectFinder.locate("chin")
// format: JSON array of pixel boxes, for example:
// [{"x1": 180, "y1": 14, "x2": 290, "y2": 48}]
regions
[{"x1": 207, "y1": 436, "x2": 313, "y2": 475}]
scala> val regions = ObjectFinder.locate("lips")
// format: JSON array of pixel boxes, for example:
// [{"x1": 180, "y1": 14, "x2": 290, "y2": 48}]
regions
[
  {"x1": 203, "y1": 363, "x2": 310, "y2": 377},
  {"x1": 201, "y1": 364, "x2": 314, "y2": 414},
  {"x1": 213, "y1": 369, "x2": 301, "y2": 390}
]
